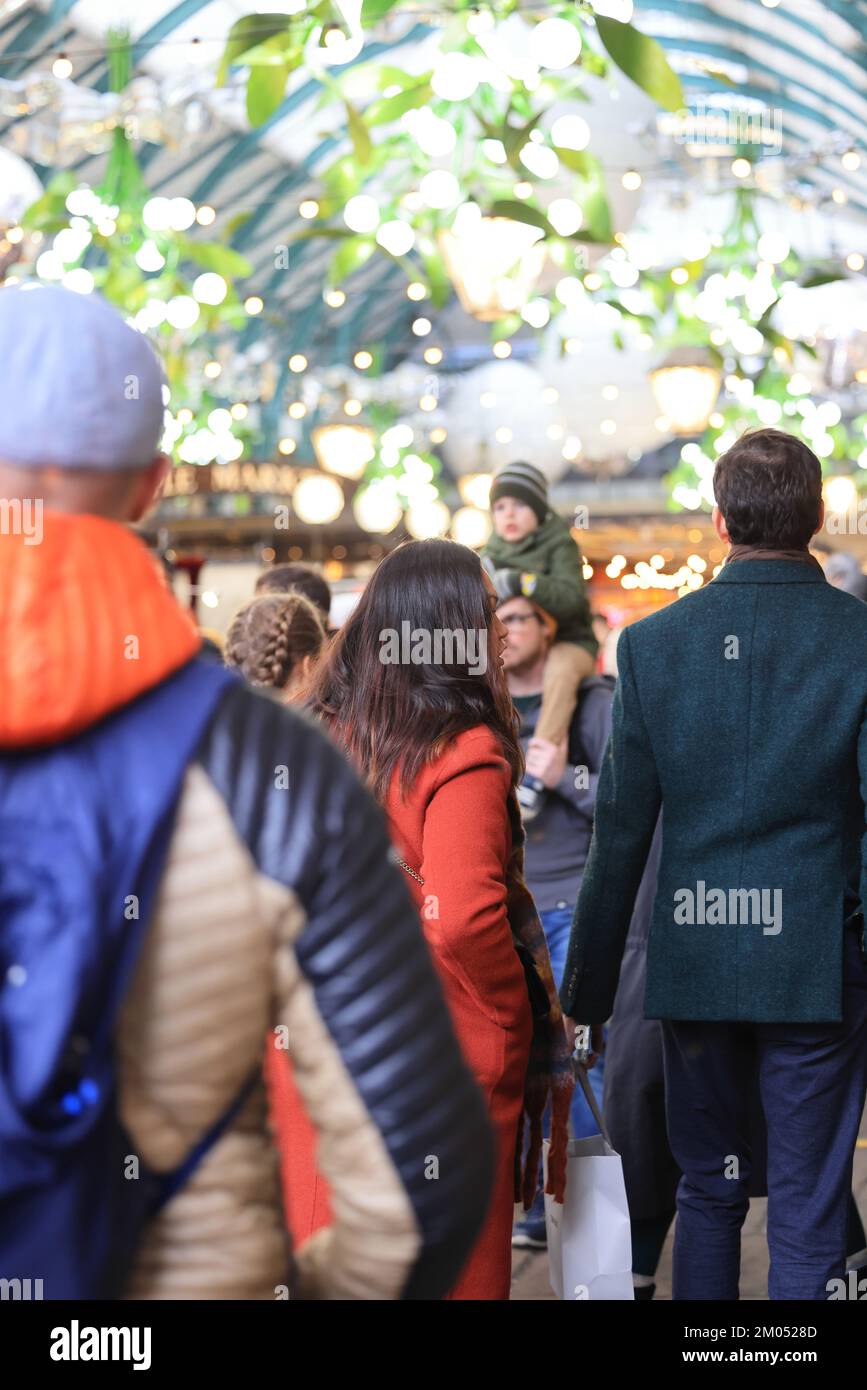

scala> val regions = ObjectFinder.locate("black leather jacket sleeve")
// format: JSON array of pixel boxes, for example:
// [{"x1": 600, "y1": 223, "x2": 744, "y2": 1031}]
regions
[{"x1": 196, "y1": 684, "x2": 494, "y2": 1299}]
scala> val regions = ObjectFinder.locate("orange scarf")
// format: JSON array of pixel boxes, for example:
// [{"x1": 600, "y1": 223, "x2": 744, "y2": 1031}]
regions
[{"x1": 0, "y1": 511, "x2": 200, "y2": 747}]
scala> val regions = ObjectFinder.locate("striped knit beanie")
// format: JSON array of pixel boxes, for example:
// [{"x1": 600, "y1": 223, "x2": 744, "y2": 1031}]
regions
[{"x1": 490, "y1": 461, "x2": 549, "y2": 523}]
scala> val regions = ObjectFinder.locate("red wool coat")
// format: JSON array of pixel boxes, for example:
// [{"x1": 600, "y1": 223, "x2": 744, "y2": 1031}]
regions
[
  {"x1": 268, "y1": 725, "x2": 532, "y2": 1300},
  {"x1": 386, "y1": 725, "x2": 533, "y2": 1300}
]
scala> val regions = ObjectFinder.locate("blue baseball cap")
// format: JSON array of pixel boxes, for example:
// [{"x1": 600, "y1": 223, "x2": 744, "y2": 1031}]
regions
[{"x1": 0, "y1": 283, "x2": 165, "y2": 471}]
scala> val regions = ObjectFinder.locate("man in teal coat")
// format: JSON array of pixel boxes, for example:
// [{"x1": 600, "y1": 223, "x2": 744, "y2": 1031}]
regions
[{"x1": 560, "y1": 427, "x2": 867, "y2": 1300}]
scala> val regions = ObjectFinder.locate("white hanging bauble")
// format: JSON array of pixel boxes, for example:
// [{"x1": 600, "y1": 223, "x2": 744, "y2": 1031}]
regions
[
  {"x1": 0, "y1": 148, "x2": 42, "y2": 228},
  {"x1": 538, "y1": 298, "x2": 662, "y2": 463},
  {"x1": 441, "y1": 359, "x2": 570, "y2": 482}
]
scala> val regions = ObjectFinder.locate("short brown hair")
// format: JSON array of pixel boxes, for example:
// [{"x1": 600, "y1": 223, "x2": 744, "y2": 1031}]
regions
[
  {"x1": 713, "y1": 428, "x2": 822, "y2": 549},
  {"x1": 255, "y1": 562, "x2": 331, "y2": 619}
]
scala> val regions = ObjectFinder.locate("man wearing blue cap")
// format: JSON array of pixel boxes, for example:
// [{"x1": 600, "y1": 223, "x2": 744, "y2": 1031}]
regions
[{"x1": 0, "y1": 284, "x2": 493, "y2": 1300}]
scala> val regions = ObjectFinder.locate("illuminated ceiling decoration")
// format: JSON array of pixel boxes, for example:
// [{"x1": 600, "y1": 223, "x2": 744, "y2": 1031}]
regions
[{"x1": 0, "y1": 0, "x2": 864, "y2": 377}]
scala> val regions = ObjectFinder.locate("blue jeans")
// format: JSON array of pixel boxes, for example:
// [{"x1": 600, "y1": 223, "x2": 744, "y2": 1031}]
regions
[
  {"x1": 662, "y1": 921, "x2": 867, "y2": 1300},
  {"x1": 540, "y1": 903, "x2": 605, "y2": 1139}
]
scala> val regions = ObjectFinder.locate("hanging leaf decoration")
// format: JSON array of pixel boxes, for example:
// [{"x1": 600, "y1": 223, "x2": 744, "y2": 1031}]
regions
[
  {"x1": 361, "y1": 0, "x2": 402, "y2": 22},
  {"x1": 595, "y1": 18, "x2": 684, "y2": 113},
  {"x1": 488, "y1": 201, "x2": 554, "y2": 236},
  {"x1": 344, "y1": 97, "x2": 373, "y2": 166},
  {"x1": 246, "y1": 63, "x2": 292, "y2": 125},
  {"x1": 364, "y1": 79, "x2": 433, "y2": 126},
  {"x1": 218, "y1": 13, "x2": 294, "y2": 85}
]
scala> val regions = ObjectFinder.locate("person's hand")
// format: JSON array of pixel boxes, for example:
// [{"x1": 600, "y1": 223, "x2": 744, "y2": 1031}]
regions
[
  {"x1": 480, "y1": 554, "x2": 517, "y2": 600},
  {"x1": 526, "y1": 736, "x2": 568, "y2": 788},
  {"x1": 565, "y1": 1019, "x2": 606, "y2": 1070},
  {"x1": 492, "y1": 567, "x2": 518, "y2": 601},
  {"x1": 586, "y1": 1022, "x2": 605, "y2": 1071}
]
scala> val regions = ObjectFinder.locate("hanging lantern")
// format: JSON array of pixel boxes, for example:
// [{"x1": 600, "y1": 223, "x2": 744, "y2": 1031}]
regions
[
  {"x1": 292, "y1": 472, "x2": 345, "y2": 524},
  {"x1": 457, "y1": 472, "x2": 493, "y2": 509},
  {"x1": 823, "y1": 475, "x2": 857, "y2": 517},
  {"x1": 312, "y1": 422, "x2": 376, "y2": 480},
  {"x1": 648, "y1": 348, "x2": 722, "y2": 435},
  {"x1": 451, "y1": 506, "x2": 492, "y2": 549},
  {"x1": 438, "y1": 215, "x2": 546, "y2": 322},
  {"x1": 353, "y1": 480, "x2": 403, "y2": 534},
  {"x1": 405, "y1": 500, "x2": 451, "y2": 539}
]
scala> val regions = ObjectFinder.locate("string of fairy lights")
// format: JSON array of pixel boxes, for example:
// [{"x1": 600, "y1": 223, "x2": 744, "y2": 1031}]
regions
[{"x1": 1, "y1": 0, "x2": 866, "y2": 593}]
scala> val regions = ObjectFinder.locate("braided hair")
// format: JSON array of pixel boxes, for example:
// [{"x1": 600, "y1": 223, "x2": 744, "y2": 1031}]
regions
[{"x1": 225, "y1": 592, "x2": 326, "y2": 692}]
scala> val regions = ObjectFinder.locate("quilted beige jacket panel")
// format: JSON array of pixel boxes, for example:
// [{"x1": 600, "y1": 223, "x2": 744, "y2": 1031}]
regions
[{"x1": 117, "y1": 765, "x2": 419, "y2": 1300}]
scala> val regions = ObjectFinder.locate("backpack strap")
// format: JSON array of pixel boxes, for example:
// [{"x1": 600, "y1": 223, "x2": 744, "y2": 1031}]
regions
[
  {"x1": 149, "y1": 1069, "x2": 260, "y2": 1216},
  {"x1": 87, "y1": 659, "x2": 239, "y2": 1061},
  {"x1": 566, "y1": 675, "x2": 615, "y2": 770},
  {"x1": 125, "y1": 662, "x2": 259, "y2": 1216}
]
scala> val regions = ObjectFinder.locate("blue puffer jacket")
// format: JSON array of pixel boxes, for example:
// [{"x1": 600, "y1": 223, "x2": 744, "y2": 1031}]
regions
[{"x1": 0, "y1": 514, "x2": 493, "y2": 1301}]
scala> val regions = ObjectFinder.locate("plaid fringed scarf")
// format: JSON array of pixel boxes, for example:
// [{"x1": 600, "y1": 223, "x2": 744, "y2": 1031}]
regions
[{"x1": 505, "y1": 791, "x2": 574, "y2": 1208}]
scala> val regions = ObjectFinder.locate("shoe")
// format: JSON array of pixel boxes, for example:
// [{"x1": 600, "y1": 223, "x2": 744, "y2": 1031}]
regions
[
  {"x1": 511, "y1": 1216, "x2": 548, "y2": 1250},
  {"x1": 633, "y1": 1281, "x2": 656, "y2": 1301},
  {"x1": 512, "y1": 1190, "x2": 547, "y2": 1249},
  {"x1": 517, "y1": 776, "x2": 546, "y2": 822}
]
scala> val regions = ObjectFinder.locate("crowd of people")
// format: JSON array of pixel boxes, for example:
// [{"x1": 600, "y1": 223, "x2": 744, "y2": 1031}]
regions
[{"x1": 2, "y1": 283, "x2": 867, "y2": 1303}]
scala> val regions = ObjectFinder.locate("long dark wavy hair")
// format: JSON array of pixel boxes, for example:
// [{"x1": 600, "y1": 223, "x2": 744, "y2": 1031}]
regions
[{"x1": 310, "y1": 538, "x2": 523, "y2": 802}]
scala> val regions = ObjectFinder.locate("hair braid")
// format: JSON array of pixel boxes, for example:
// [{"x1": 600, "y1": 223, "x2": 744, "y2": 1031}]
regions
[
  {"x1": 225, "y1": 592, "x2": 326, "y2": 692},
  {"x1": 260, "y1": 604, "x2": 293, "y2": 687}
]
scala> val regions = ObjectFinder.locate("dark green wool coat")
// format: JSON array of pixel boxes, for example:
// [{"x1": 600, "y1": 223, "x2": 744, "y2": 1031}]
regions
[
  {"x1": 560, "y1": 559, "x2": 867, "y2": 1025},
  {"x1": 483, "y1": 512, "x2": 596, "y2": 652}
]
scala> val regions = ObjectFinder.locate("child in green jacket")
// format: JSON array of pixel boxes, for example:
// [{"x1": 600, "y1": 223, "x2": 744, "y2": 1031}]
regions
[{"x1": 482, "y1": 460, "x2": 597, "y2": 817}]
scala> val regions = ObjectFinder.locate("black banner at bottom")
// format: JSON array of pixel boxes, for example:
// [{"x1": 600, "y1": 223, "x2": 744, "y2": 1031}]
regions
[{"x1": 4, "y1": 1295, "x2": 864, "y2": 1376}]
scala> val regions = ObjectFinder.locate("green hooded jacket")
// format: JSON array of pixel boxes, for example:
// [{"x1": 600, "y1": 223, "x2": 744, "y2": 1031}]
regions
[{"x1": 483, "y1": 511, "x2": 597, "y2": 652}]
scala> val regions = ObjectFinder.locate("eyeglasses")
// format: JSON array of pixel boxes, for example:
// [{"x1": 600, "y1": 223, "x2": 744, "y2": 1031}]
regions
[{"x1": 499, "y1": 612, "x2": 543, "y2": 628}]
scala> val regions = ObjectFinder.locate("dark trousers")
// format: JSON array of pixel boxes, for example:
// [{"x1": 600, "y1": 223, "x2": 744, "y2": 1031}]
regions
[{"x1": 662, "y1": 921, "x2": 867, "y2": 1300}]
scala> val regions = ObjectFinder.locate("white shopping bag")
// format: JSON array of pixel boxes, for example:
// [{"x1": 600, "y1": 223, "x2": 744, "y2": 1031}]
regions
[{"x1": 543, "y1": 1067, "x2": 633, "y2": 1301}]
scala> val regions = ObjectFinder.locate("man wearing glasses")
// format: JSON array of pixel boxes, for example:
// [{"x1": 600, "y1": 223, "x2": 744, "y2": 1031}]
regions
[{"x1": 499, "y1": 594, "x2": 614, "y2": 1248}]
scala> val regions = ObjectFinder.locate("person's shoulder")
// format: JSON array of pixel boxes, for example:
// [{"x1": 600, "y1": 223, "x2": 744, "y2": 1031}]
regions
[
  {"x1": 199, "y1": 678, "x2": 343, "y2": 770},
  {"x1": 622, "y1": 592, "x2": 698, "y2": 646},
  {"x1": 823, "y1": 581, "x2": 867, "y2": 620},
  {"x1": 539, "y1": 511, "x2": 577, "y2": 545},
  {"x1": 440, "y1": 722, "x2": 507, "y2": 761},
  {"x1": 432, "y1": 724, "x2": 511, "y2": 783},
  {"x1": 569, "y1": 675, "x2": 614, "y2": 740},
  {"x1": 819, "y1": 584, "x2": 867, "y2": 659},
  {"x1": 576, "y1": 674, "x2": 615, "y2": 707},
  {"x1": 193, "y1": 681, "x2": 373, "y2": 887}
]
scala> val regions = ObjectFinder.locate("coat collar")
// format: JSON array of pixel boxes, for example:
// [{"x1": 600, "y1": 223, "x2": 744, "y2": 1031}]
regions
[{"x1": 712, "y1": 559, "x2": 827, "y2": 584}]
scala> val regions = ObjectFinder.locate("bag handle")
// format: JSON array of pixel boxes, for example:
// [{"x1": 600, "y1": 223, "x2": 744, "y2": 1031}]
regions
[{"x1": 573, "y1": 1062, "x2": 614, "y2": 1149}]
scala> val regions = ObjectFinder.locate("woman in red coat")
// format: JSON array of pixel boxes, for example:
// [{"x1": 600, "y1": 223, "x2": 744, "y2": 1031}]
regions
[
  {"x1": 384, "y1": 723, "x2": 532, "y2": 1298},
  {"x1": 311, "y1": 539, "x2": 570, "y2": 1299}
]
